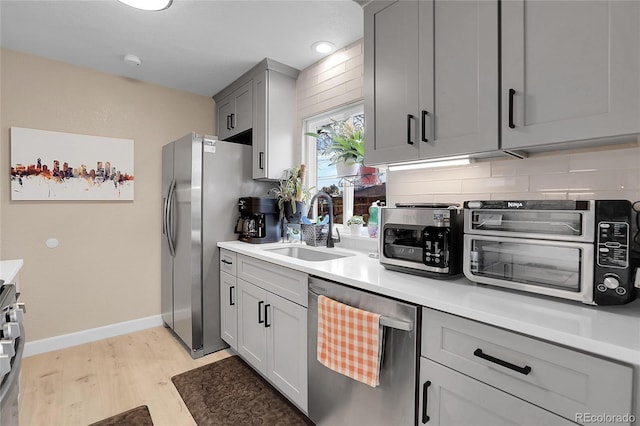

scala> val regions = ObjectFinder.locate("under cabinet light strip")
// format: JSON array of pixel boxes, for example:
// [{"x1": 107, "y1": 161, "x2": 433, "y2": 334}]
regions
[{"x1": 388, "y1": 158, "x2": 473, "y2": 171}]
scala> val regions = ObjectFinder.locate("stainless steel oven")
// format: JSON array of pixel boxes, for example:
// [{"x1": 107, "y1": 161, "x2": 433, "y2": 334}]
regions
[
  {"x1": 463, "y1": 200, "x2": 637, "y2": 305},
  {"x1": 0, "y1": 283, "x2": 26, "y2": 426}
]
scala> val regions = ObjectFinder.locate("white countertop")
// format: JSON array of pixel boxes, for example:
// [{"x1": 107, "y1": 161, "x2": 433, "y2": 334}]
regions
[
  {"x1": 0, "y1": 259, "x2": 23, "y2": 284},
  {"x1": 219, "y1": 240, "x2": 640, "y2": 365}
]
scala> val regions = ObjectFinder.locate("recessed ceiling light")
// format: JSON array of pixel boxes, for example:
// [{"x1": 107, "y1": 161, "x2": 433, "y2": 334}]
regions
[
  {"x1": 312, "y1": 41, "x2": 336, "y2": 54},
  {"x1": 118, "y1": 0, "x2": 172, "y2": 11}
]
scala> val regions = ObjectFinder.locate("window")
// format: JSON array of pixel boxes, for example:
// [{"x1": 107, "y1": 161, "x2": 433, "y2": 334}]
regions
[{"x1": 303, "y1": 103, "x2": 386, "y2": 227}]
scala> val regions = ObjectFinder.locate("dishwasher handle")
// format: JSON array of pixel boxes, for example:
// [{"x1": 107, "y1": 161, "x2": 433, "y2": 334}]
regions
[{"x1": 309, "y1": 288, "x2": 414, "y2": 332}]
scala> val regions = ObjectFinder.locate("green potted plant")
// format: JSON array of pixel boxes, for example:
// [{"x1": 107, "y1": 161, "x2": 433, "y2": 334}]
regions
[
  {"x1": 269, "y1": 164, "x2": 312, "y2": 223},
  {"x1": 306, "y1": 118, "x2": 364, "y2": 177},
  {"x1": 346, "y1": 215, "x2": 365, "y2": 235}
]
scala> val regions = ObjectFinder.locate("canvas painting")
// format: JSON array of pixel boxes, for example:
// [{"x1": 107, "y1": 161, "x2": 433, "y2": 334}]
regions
[{"x1": 10, "y1": 127, "x2": 134, "y2": 201}]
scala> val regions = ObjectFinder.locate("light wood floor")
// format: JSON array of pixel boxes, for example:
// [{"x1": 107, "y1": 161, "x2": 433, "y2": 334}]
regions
[{"x1": 19, "y1": 327, "x2": 233, "y2": 426}]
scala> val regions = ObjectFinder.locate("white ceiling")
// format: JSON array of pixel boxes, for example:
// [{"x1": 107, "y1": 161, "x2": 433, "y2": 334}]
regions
[{"x1": 0, "y1": 0, "x2": 364, "y2": 97}]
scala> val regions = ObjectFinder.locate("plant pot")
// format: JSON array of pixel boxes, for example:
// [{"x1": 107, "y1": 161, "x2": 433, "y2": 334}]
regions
[
  {"x1": 349, "y1": 223, "x2": 363, "y2": 236},
  {"x1": 283, "y1": 201, "x2": 305, "y2": 224},
  {"x1": 359, "y1": 166, "x2": 378, "y2": 185},
  {"x1": 335, "y1": 160, "x2": 361, "y2": 177}
]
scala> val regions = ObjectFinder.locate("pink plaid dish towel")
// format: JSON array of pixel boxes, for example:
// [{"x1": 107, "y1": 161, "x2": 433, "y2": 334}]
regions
[{"x1": 317, "y1": 295, "x2": 383, "y2": 388}]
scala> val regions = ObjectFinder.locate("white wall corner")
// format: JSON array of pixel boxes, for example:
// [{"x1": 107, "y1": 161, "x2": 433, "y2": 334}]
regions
[{"x1": 23, "y1": 315, "x2": 164, "y2": 358}]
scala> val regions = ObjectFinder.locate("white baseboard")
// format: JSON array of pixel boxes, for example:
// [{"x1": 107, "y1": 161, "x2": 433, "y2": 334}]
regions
[{"x1": 23, "y1": 315, "x2": 164, "y2": 358}]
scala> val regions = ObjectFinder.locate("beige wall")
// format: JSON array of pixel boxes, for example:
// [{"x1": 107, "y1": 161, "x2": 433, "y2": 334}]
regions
[{"x1": 1, "y1": 49, "x2": 216, "y2": 341}]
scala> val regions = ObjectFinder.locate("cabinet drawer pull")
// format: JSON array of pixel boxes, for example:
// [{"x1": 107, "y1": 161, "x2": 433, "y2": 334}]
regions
[
  {"x1": 221, "y1": 259, "x2": 233, "y2": 265},
  {"x1": 229, "y1": 286, "x2": 235, "y2": 306},
  {"x1": 508, "y1": 88, "x2": 516, "y2": 129},
  {"x1": 421, "y1": 110, "x2": 429, "y2": 143},
  {"x1": 407, "y1": 114, "x2": 415, "y2": 145},
  {"x1": 264, "y1": 304, "x2": 271, "y2": 328},
  {"x1": 258, "y1": 301, "x2": 264, "y2": 324},
  {"x1": 422, "y1": 380, "x2": 431, "y2": 423},
  {"x1": 474, "y1": 348, "x2": 531, "y2": 375}
]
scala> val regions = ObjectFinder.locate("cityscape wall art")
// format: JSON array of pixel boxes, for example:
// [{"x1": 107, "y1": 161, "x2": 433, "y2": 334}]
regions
[{"x1": 10, "y1": 127, "x2": 134, "y2": 201}]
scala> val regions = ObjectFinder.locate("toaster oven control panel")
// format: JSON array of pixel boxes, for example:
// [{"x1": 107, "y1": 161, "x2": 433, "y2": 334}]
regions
[{"x1": 423, "y1": 227, "x2": 449, "y2": 268}]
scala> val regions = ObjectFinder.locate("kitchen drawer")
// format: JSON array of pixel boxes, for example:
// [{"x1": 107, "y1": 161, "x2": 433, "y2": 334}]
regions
[
  {"x1": 220, "y1": 249, "x2": 237, "y2": 276},
  {"x1": 237, "y1": 254, "x2": 308, "y2": 307},
  {"x1": 422, "y1": 308, "x2": 633, "y2": 424}
]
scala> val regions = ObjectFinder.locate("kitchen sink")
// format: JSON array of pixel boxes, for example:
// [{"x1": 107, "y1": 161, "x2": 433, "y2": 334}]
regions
[{"x1": 265, "y1": 246, "x2": 354, "y2": 262}]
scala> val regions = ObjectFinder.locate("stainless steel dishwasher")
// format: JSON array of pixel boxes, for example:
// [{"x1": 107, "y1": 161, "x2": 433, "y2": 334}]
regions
[{"x1": 308, "y1": 276, "x2": 419, "y2": 426}]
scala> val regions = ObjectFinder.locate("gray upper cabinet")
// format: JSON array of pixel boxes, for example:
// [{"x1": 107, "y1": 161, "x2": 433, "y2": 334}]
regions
[
  {"x1": 364, "y1": 0, "x2": 421, "y2": 165},
  {"x1": 214, "y1": 59, "x2": 299, "y2": 180},
  {"x1": 365, "y1": 0, "x2": 640, "y2": 165},
  {"x1": 364, "y1": 0, "x2": 499, "y2": 166},
  {"x1": 419, "y1": 0, "x2": 499, "y2": 159},
  {"x1": 252, "y1": 69, "x2": 298, "y2": 180},
  {"x1": 501, "y1": 0, "x2": 640, "y2": 150},
  {"x1": 216, "y1": 81, "x2": 252, "y2": 142}
]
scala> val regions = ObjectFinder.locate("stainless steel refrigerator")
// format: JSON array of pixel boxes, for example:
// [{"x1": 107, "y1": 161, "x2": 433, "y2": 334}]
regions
[{"x1": 161, "y1": 133, "x2": 269, "y2": 358}]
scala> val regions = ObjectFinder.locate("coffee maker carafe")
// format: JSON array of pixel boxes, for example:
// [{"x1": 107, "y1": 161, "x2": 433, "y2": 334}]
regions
[{"x1": 235, "y1": 197, "x2": 279, "y2": 243}]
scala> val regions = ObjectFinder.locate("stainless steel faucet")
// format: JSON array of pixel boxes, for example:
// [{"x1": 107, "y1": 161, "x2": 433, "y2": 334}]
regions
[{"x1": 307, "y1": 191, "x2": 340, "y2": 248}]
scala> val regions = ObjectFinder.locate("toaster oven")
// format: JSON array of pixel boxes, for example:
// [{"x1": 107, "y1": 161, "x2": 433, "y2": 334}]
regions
[
  {"x1": 380, "y1": 204, "x2": 463, "y2": 278},
  {"x1": 463, "y1": 200, "x2": 637, "y2": 305}
]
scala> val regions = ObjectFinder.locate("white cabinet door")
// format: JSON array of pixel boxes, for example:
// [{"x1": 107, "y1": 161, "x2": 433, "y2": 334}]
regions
[
  {"x1": 237, "y1": 278, "x2": 267, "y2": 374},
  {"x1": 220, "y1": 271, "x2": 238, "y2": 350},
  {"x1": 502, "y1": 0, "x2": 640, "y2": 150},
  {"x1": 419, "y1": 0, "x2": 499, "y2": 159},
  {"x1": 418, "y1": 358, "x2": 576, "y2": 426},
  {"x1": 364, "y1": 0, "x2": 421, "y2": 165},
  {"x1": 266, "y1": 292, "x2": 308, "y2": 412}
]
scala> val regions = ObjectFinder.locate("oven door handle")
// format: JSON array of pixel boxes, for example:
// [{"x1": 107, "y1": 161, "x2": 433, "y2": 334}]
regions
[
  {"x1": 309, "y1": 288, "x2": 413, "y2": 331},
  {"x1": 0, "y1": 323, "x2": 24, "y2": 404}
]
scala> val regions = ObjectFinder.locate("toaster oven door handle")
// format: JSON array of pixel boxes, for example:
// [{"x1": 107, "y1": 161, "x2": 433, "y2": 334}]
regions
[
  {"x1": 473, "y1": 348, "x2": 532, "y2": 375},
  {"x1": 309, "y1": 288, "x2": 413, "y2": 331}
]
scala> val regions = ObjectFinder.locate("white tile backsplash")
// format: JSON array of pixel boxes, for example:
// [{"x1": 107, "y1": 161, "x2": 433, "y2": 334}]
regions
[{"x1": 387, "y1": 144, "x2": 640, "y2": 206}]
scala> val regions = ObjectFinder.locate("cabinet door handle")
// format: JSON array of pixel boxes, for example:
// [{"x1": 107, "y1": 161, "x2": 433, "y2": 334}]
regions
[
  {"x1": 508, "y1": 88, "x2": 516, "y2": 129},
  {"x1": 422, "y1": 380, "x2": 431, "y2": 423},
  {"x1": 407, "y1": 114, "x2": 415, "y2": 145},
  {"x1": 474, "y1": 348, "x2": 531, "y2": 375},
  {"x1": 258, "y1": 301, "x2": 264, "y2": 324},
  {"x1": 259, "y1": 151, "x2": 264, "y2": 170},
  {"x1": 229, "y1": 286, "x2": 235, "y2": 306},
  {"x1": 264, "y1": 304, "x2": 271, "y2": 328},
  {"x1": 230, "y1": 113, "x2": 235, "y2": 129},
  {"x1": 226, "y1": 114, "x2": 231, "y2": 130},
  {"x1": 421, "y1": 110, "x2": 429, "y2": 143}
]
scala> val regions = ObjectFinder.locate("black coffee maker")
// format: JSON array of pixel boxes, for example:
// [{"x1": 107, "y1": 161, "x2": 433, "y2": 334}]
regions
[{"x1": 235, "y1": 197, "x2": 280, "y2": 243}]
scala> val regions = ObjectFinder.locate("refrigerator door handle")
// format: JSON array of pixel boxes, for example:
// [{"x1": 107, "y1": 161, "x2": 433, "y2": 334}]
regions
[
  {"x1": 166, "y1": 178, "x2": 177, "y2": 257},
  {"x1": 162, "y1": 196, "x2": 168, "y2": 235}
]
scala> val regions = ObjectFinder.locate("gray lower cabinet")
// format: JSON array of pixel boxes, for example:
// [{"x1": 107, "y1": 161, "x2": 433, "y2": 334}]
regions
[
  {"x1": 420, "y1": 308, "x2": 634, "y2": 425},
  {"x1": 220, "y1": 249, "x2": 238, "y2": 350},
  {"x1": 224, "y1": 252, "x2": 309, "y2": 413},
  {"x1": 418, "y1": 358, "x2": 574, "y2": 426}
]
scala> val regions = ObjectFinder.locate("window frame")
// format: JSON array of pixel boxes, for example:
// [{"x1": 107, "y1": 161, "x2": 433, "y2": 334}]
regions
[{"x1": 302, "y1": 102, "x2": 365, "y2": 227}]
